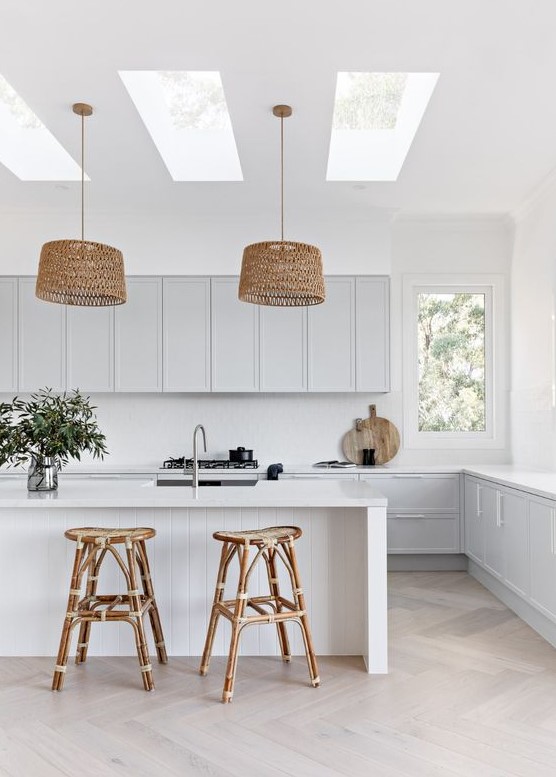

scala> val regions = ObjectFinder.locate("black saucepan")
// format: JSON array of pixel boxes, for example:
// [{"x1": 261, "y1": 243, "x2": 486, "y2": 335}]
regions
[{"x1": 229, "y1": 446, "x2": 253, "y2": 462}]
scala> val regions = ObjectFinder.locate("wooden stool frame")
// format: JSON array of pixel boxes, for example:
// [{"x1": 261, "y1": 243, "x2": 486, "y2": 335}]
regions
[
  {"x1": 52, "y1": 528, "x2": 167, "y2": 692},
  {"x1": 200, "y1": 527, "x2": 320, "y2": 703}
]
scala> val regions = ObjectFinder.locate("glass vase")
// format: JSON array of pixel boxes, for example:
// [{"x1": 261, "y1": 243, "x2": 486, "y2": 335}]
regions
[{"x1": 27, "y1": 455, "x2": 59, "y2": 491}]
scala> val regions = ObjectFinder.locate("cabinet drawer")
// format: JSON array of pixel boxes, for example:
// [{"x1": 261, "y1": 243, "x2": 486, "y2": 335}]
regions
[
  {"x1": 362, "y1": 474, "x2": 459, "y2": 511},
  {"x1": 387, "y1": 513, "x2": 460, "y2": 553}
]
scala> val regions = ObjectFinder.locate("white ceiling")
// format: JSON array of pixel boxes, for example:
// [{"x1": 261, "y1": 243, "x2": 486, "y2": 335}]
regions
[{"x1": 1, "y1": 0, "x2": 555, "y2": 224}]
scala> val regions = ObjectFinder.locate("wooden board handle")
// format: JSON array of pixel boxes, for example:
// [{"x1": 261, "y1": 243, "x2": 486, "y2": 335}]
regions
[{"x1": 369, "y1": 405, "x2": 376, "y2": 419}]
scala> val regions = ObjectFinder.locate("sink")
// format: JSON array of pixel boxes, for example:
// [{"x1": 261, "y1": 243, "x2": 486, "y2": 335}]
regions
[{"x1": 156, "y1": 478, "x2": 258, "y2": 488}]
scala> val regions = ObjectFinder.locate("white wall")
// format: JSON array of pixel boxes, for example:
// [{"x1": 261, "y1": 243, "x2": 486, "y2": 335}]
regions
[
  {"x1": 388, "y1": 216, "x2": 512, "y2": 466},
  {"x1": 0, "y1": 213, "x2": 514, "y2": 468},
  {"x1": 0, "y1": 211, "x2": 391, "y2": 276},
  {"x1": 511, "y1": 182, "x2": 556, "y2": 470}
]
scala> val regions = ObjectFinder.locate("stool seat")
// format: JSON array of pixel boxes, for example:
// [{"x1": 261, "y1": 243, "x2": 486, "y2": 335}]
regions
[
  {"x1": 200, "y1": 524, "x2": 319, "y2": 702},
  {"x1": 52, "y1": 525, "x2": 167, "y2": 692},
  {"x1": 213, "y1": 525, "x2": 302, "y2": 546},
  {"x1": 64, "y1": 527, "x2": 155, "y2": 544}
]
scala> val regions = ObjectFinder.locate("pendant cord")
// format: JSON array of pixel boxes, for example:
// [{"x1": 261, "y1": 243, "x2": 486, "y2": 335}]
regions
[
  {"x1": 81, "y1": 111, "x2": 85, "y2": 244},
  {"x1": 280, "y1": 114, "x2": 284, "y2": 242}
]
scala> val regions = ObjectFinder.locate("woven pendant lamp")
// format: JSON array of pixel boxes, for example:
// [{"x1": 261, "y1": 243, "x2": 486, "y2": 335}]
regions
[
  {"x1": 36, "y1": 103, "x2": 126, "y2": 306},
  {"x1": 239, "y1": 105, "x2": 325, "y2": 307}
]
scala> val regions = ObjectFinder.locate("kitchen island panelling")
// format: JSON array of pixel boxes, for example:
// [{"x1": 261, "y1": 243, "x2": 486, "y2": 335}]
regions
[{"x1": 0, "y1": 479, "x2": 387, "y2": 673}]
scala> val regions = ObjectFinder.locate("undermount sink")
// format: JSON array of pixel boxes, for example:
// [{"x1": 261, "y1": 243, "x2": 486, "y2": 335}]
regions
[{"x1": 155, "y1": 478, "x2": 258, "y2": 488}]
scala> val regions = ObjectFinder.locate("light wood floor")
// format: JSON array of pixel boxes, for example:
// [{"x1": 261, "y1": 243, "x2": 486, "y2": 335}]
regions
[{"x1": 2, "y1": 572, "x2": 556, "y2": 776}]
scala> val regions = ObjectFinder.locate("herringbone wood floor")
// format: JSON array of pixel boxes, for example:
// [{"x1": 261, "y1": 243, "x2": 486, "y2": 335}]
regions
[{"x1": 2, "y1": 572, "x2": 556, "y2": 776}]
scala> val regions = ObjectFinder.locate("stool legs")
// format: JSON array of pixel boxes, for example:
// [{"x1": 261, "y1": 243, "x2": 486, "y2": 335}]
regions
[
  {"x1": 52, "y1": 540, "x2": 91, "y2": 691},
  {"x1": 137, "y1": 540, "x2": 168, "y2": 665},
  {"x1": 200, "y1": 541, "x2": 232, "y2": 677},
  {"x1": 222, "y1": 542, "x2": 251, "y2": 703},
  {"x1": 125, "y1": 536, "x2": 154, "y2": 691},
  {"x1": 265, "y1": 548, "x2": 291, "y2": 662},
  {"x1": 75, "y1": 546, "x2": 102, "y2": 664},
  {"x1": 284, "y1": 539, "x2": 320, "y2": 687}
]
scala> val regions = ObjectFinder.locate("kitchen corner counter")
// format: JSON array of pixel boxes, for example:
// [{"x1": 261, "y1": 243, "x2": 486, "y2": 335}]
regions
[{"x1": 463, "y1": 465, "x2": 556, "y2": 502}]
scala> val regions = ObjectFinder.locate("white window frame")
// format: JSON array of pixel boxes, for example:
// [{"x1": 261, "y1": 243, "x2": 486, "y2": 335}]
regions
[{"x1": 403, "y1": 273, "x2": 506, "y2": 450}]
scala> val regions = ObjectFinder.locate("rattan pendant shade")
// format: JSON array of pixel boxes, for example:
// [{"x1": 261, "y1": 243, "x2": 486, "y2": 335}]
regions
[
  {"x1": 239, "y1": 105, "x2": 325, "y2": 307},
  {"x1": 36, "y1": 103, "x2": 126, "y2": 307}
]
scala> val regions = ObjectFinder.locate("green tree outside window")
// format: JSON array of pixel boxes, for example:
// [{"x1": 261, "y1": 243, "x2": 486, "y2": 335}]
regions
[{"x1": 418, "y1": 293, "x2": 485, "y2": 432}]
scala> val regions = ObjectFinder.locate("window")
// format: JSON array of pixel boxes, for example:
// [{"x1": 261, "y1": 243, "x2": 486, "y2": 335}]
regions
[{"x1": 403, "y1": 275, "x2": 506, "y2": 449}]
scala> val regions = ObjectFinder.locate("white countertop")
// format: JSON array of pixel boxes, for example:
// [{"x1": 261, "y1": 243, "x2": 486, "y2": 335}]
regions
[
  {"x1": 463, "y1": 465, "x2": 556, "y2": 501},
  {"x1": 0, "y1": 477, "x2": 387, "y2": 509}
]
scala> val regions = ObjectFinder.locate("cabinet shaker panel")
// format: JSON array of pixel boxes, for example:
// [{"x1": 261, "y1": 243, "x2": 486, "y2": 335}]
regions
[
  {"x1": 307, "y1": 277, "x2": 355, "y2": 391},
  {"x1": 18, "y1": 277, "x2": 66, "y2": 392},
  {"x1": 211, "y1": 278, "x2": 259, "y2": 392},
  {"x1": 356, "y1": 276, "x2": 390, "y2": 391},
  {"x1": 163, "y1": 278, "x2": 210, "y2": 392},
  {"x1": 115, "y1": 277, "x2": 162, "y2": 392},
  {"x1": 529, "y1": 497, "x2": 556, "y2": 619},
  {"x1": 0, "y1": 278, "x2": 17, "y2": 392},
  {"x1": 67, "y1": 306, "x2": 114, "y2": 391},
  {"x1": 260, "y1": 305, "x2": 306, "y2": 391}
]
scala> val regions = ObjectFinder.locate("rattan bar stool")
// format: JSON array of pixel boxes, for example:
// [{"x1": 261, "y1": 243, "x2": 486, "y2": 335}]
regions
[
  {"x1": 52, "y1": 527, "x2": 167, "y2": 692},
  {"x1": 200, "y1": 525, "x2": 320, "y2": 703}
]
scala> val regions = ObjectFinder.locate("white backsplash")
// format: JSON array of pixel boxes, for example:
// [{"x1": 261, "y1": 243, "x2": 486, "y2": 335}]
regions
[{"x1": 18, "y1": 391, "x2": 509, "y2": 470}]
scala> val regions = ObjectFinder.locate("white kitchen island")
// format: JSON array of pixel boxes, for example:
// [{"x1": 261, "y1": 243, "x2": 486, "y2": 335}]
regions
[{"x1": 0, "y1": 478, "x2": 388, "y2": 673}]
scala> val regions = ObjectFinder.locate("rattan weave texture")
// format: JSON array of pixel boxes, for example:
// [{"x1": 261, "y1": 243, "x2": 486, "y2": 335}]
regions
[
  {"x1": 36, "y1": 239, "x2": 126, "y2": 306},
  {"x1": 239, "y1": 240, "x2": 325, "y2": 306}
]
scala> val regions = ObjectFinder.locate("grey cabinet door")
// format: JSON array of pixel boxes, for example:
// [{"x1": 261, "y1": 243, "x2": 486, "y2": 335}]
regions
[
  {"x1": 0, "y1": 278, "x2": 17, "y2": 392},
  {"x1": 499, "y1": 488, "x2": 528, "y2": 597},
  {"x1": 308, "y1": 277, "x2": 355, "y2": 391},
  {"x1": 115, "y1": 278, "x2": 162, "y2": 392},
  {"x1": 356, "y1": 276, "x2": 390, "y2": 391},
  {"x1": 260, "y1": 305, "x2": 306, "y2": 391},
  {"x1": 529, "y1": 497, "x2": 556, "y2": 619},
  {"x1": 18, "y1": 277, "x2": 66, "y2": 392},
  {"x1": 211, "y1": 278, "x2": 259, "y2": 392},
  {"x1": 67, "y1": 306, "x2": 114, "y2": 392},
  {"x1": 163, "y1": 278, "x2": 210, "y2": 392}
]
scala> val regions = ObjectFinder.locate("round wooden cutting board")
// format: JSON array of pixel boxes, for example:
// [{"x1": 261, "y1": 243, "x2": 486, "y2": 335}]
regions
[{"x1": 342, "y1": 405, "x2": 400, "y2": 465}]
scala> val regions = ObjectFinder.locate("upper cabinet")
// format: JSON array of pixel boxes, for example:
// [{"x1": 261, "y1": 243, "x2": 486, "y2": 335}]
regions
[
  {"x1": 115, "y1": 277, "x2": 162, "y2": 392},
  {"x1": 3, "y1": 274, "x2": 390, "y2": 394},
  {"x1": 356, "y1": 277, "x2": 390, "y2": 392},
  {"x1": 18, "y1": 277, "x2": 66, "y2": 392},
  {"x1": 67, "y1": 306, "x2": 114, "y2": 392},
  {"x1": 308, "y1": 277, "x2": 355, "y2": 391},
  {"x1": 260, "y1": 305, "x2": 307, "y2": 392},
  {"x1": 211, "y1": 278, "x2": 259, "y2": 392},
  {"x1": 163, "y1": 278, "x2": 210, "y2": 392},
  {"x1": 0, "y1": 278, "x2": 17, "y2": 392}
]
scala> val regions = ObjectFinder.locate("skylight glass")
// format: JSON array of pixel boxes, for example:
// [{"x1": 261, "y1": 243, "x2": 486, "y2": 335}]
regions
[
  {"x1": 119, "y1": 70, "x2": 243, "y2": 181},
  {"x1": 0, "y1": 74, "x2": 83, "y2": 181},
  {"x1": 327, "y1": 72, "x2": 439, "y2": 181}
]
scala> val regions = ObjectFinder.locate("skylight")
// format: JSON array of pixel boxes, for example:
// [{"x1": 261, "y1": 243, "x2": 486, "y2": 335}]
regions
[
  {"x1": 119, "y1": 70, "x2": 243, "y2": 181},
  {"x1": 326, "y1": 72, "x2": 439, "y2": 181},
  {"x1": 0, "y1": 75, "x2": 83, "y2": 180}
]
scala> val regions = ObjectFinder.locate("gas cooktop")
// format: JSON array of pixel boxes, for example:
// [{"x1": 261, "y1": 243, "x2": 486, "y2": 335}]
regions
[{"x1": 161, "y1": 457, "x2": 259, "y2": 470}]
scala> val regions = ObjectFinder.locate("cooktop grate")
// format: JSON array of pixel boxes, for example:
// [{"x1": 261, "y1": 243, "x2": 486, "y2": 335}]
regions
[{"x1": 162, "y1": 457, "x2": 259, "y2": 470}]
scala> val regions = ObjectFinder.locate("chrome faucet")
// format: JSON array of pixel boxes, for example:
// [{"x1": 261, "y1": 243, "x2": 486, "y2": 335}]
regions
[{"x1": 191, "y1": 424, "x2": 207, "y2": 493}]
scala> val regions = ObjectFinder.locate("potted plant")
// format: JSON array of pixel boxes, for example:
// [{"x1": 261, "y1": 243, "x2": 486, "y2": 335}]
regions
[{"x1": 0, "y1": 388, "x2": 107, "y2": 491}]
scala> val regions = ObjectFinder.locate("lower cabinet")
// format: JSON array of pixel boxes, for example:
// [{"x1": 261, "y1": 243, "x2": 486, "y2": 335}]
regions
[
  {"x1": 387, "y1": 513, "x2": 459, "y2": 553},
  {"x1": 529, "y1": 496, "x2": 556, "y2": 619},
  {"x1": 464, "y1": 475, "x2": 529, "y2": 601},
  {"x1": 361, "y1": 473, "x2": 460, "y2": 554}
]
